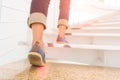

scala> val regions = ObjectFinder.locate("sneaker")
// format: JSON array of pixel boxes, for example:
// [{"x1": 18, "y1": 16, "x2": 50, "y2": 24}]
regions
[
  {"x1": 56, "y1": 35, "x2": 68, "y2": 43},
  {"x1": 28, "y1": 41, "x2": 46, "y2": 66}
]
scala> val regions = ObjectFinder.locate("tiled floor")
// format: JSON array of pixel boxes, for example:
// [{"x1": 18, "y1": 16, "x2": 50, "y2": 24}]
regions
[{"x1": 0, "y1": 59, "x2": 120, "y2": 80}]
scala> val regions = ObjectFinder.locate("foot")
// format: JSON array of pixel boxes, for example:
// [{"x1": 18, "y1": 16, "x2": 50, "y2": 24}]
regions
[
  {"x1": 28, "y1": 41, "x2": 46, "y2": 66},
  {"x1": 56, "y1": 35, "x2": 68, "y2": 43}
]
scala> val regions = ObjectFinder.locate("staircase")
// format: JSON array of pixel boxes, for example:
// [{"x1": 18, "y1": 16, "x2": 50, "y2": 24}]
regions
[
  {"x1": 44, "y1": 11, "x2": 120, "y2": 68},
  {"x1": 0, "y1": 0, "x2": 120, "y2": 68}
]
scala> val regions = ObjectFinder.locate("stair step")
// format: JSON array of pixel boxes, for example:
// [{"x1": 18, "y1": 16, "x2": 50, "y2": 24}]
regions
[
  {"x1": 44, "y1": 32, "x2": 120, "y2": 45},
  {"x1": 100, "y1": 18, "x2": 120, "y2": 22},
  {"x1": 46, "y1": 43, "x2": 120, "y2": 67},
  {"x1": 92, "y1": 22, "x2": 120, "y2": 25},
  {"x1": 45, "y1": 32, "x2": 120, "y2": 37},
  {"x1": 67, "y1": 27, "x2": 120, "y2": 33},
  {"x1": 47, "y1": 43, "x2": 120, "y2": 51},
  {"x1": 90, "y1": 24, "x2": 120, "y2": 27},
  {"x1": 99, "y1": 15, "x2": 120, "y2": 20},
  {"x1": 65, "y1": 33, "x2": 120, "y2": 37},
  {"x1": 98, "y1": 19, "x2": 120, "y2": 23},
  {"x1": 81, "y1": 26, "x2": 120, "y2": 30}
]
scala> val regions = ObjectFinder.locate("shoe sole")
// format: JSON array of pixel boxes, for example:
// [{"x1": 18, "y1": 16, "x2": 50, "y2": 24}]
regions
[{"x1": 28, "y1": 52, "x2": 45, "y2": 66}]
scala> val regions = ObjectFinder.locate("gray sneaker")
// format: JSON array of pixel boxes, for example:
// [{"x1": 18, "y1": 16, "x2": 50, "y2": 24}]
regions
[{"x1": 56, "y1": 35, "x2": 68, "y2": 43}]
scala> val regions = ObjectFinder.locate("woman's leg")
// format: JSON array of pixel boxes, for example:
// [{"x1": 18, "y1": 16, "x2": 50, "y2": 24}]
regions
[
  {"x1": 57, "y1": 0, "x2": 71, "y2": 43},
  {"x1": 28, "y1": 0, "x2": 50, "y2": 50},
  {"x1": 27, "y1": 0, "x2": 50, "y2": 66},
  {"x1": 31, "y1": 23, "x2": 44, "y2": 50}
]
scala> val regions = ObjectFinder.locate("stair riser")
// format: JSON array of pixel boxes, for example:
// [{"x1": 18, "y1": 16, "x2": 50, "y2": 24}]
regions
[
  {"x1": 46, "y1": 47, "x2": 120, "y2": 67},
  {"x1": 91, "y1": 24, "x2": 120, "y2": 27},
  {"x1": 93, "y1": 37, "x2": 120, "y2": 45},
  {"x1": 98, "y1": 20, "x2": 120, "y2": 23},
  {"x1": 99, "y1": 17, "x2": 120, "y2": 21},
  {"x1": 104, "y1": 51, "x2": 120, "y2": 67},
  {"x1": 93, "y1": 22, "x2": 120, "y2": 25},
  {"x1": 46, "y1": 47, "x2": 98, "y2": 65}
]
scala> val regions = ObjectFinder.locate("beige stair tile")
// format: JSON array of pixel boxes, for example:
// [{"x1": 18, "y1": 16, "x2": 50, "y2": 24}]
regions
[{"x1": 0, "y1": 59, "x2": 120, "y2": 80}]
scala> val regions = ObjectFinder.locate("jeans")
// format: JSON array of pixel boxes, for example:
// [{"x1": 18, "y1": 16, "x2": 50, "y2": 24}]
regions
[{"x1": 28, "y1": 0, "x2": 71, "y2": 29}]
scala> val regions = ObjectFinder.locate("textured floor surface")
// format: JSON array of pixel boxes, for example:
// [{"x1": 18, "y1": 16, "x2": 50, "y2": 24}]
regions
[{"x1": 0, "y1": 59, "x2": 120, "y2": 80}]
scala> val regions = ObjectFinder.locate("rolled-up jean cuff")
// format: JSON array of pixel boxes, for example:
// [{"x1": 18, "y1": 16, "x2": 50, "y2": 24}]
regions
[
  {"x1": 57, "y1": 19, "x2": 69, "y2": 29},
  {"x1": 27, "y1": 12, "x2": 47, "y2": 29}
]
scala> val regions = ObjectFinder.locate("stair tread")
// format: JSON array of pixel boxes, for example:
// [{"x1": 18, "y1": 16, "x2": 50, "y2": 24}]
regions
[
  {"x1": 68, "y1": 26, "x2": 120, "y2": 30},
  {"x1": 93, "y1": 22, "x2": 120, "y2": 25},
  {"x1": 65, "y1": 33, "x2": 120, "y2": 37},
  {"x1": 94, "y1": 21, "x2": 120, "y2": 24},
  {"x1": 47, "y1": 43, "x2": 120, "y2": 50},
  {"x1": 81, "y1": 26, "x2": 120, "y2": 30},
  {"x1": 45, "y1": 31, "x2": 120, "y2": 37},
  {"x1": 99, "y1": 19, "x2": 120, "y2": 22}
]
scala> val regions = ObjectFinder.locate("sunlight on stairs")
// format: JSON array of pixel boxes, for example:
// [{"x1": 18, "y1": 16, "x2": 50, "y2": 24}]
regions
[
  {"x1": 44, "y1": 11, "x2": 120, "y2": 68},
  {"x1": 0, "y1": 11, "x2": 120, "y2": 80},
  {"x1": 0, "y1": 0, "x2": 120, "y2": 80},
  {"x1": 4, "y1": 10, "x2": 120, "y2": 80}
]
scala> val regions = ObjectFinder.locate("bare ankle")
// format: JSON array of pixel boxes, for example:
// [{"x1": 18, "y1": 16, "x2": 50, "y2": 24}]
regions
[
  {"x1": 32, "y1": 41, "x2": 44, "y2": 50},
  {"x1": 58, "y1": 34, "x2": 65, "y2": 38},
  {"x1": 58, "y1": 25, "x2": 67, "y2": 38}
]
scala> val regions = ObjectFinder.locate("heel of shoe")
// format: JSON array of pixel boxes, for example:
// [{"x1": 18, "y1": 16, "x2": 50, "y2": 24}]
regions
[{"x1": 28, "y1": 52, "x2": 45, "y2": 66}]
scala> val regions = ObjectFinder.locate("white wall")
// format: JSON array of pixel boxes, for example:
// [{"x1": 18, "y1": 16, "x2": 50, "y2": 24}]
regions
[{"x1": 0, "y1": 0, "x2": 31, "y2": 65}]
